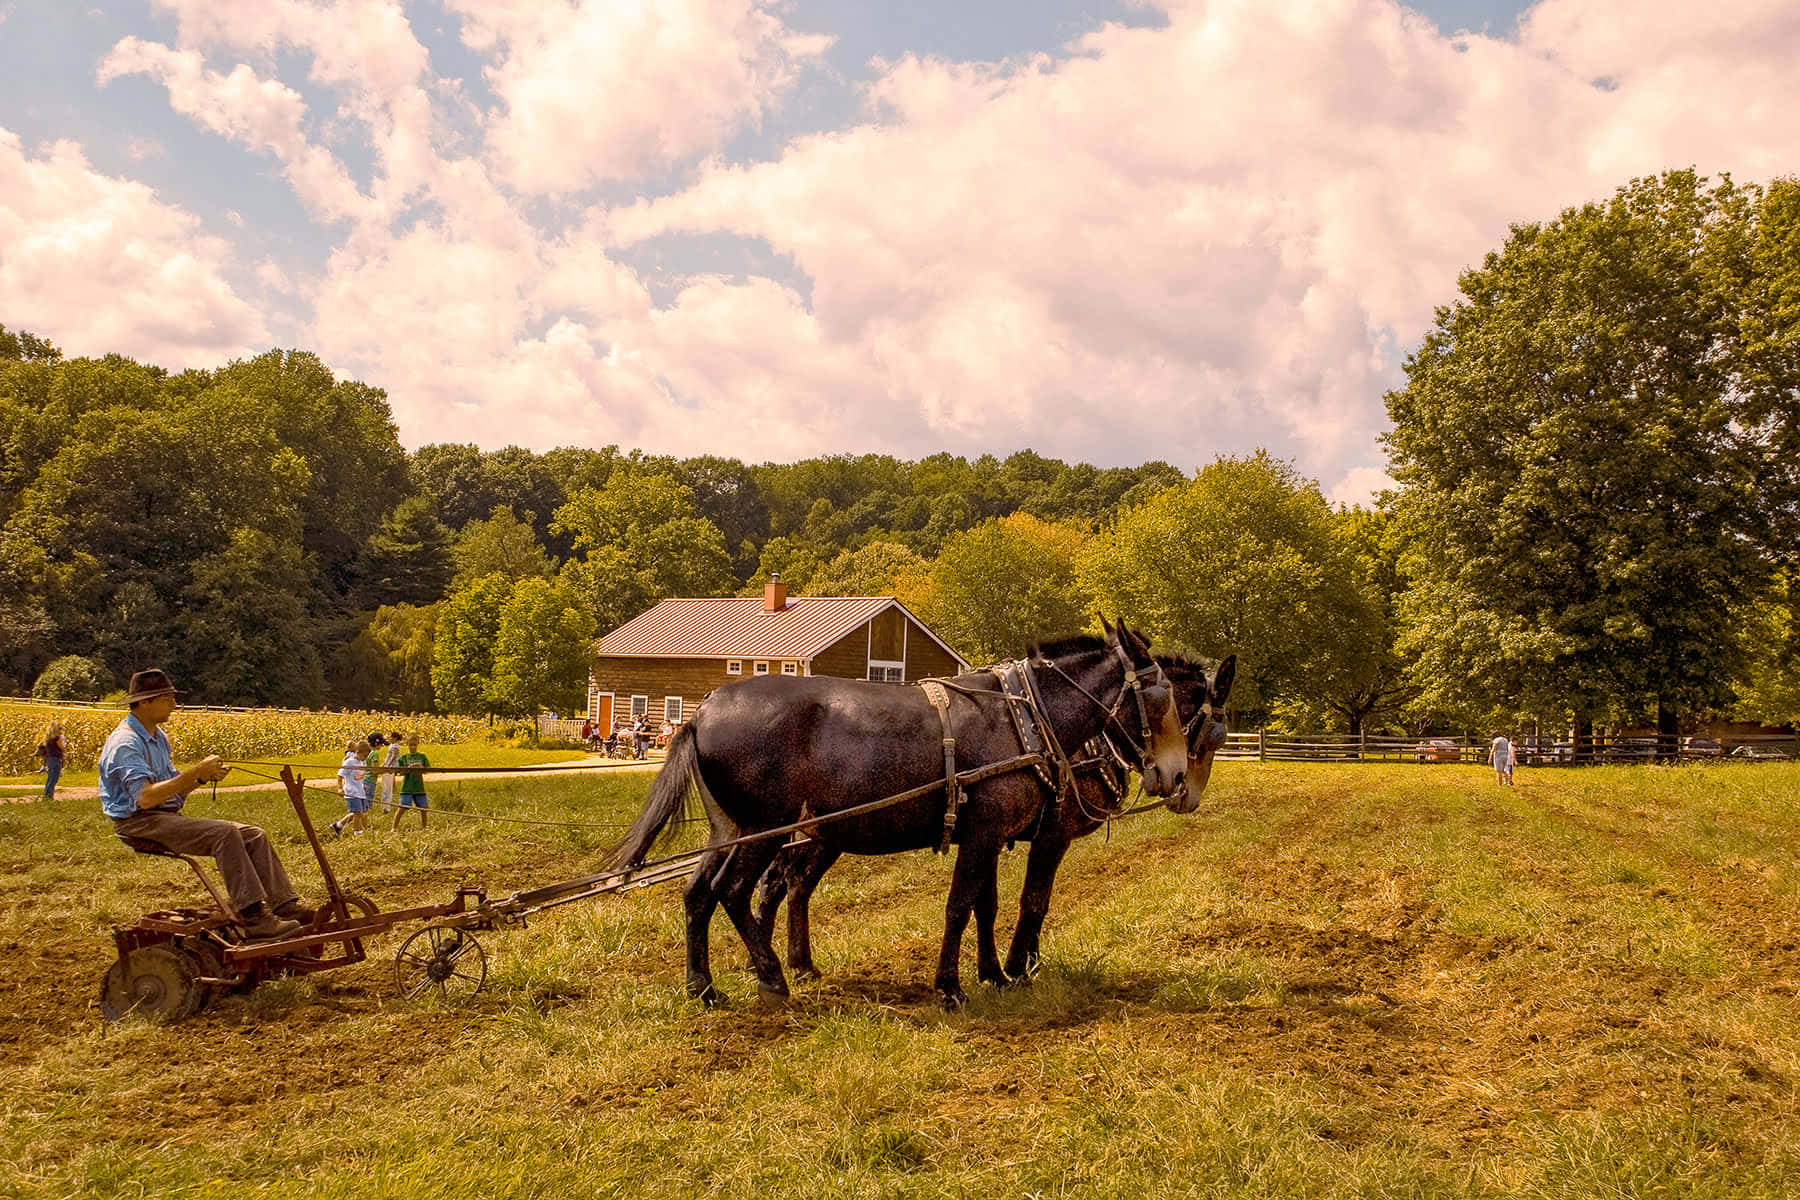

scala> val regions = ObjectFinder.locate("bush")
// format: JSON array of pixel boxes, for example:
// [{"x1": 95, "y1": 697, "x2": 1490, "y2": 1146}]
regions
[{"x1": 31, "y1": 656, "x2": 113, "y2": 702}]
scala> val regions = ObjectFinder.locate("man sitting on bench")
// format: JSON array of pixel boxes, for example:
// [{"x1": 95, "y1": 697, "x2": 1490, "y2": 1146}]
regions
[{"x1": 101, "y1": 669, "x2": 312, "y2": 940}]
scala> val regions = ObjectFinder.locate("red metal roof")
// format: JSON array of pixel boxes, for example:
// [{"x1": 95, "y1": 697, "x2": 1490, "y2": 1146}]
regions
[{"x1": 598, "y1": 596, "x2": 962, "y2": 662}]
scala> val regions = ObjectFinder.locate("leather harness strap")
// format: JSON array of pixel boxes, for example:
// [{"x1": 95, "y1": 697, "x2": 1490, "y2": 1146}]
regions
[{"x1": 920, "y1": 679, "x2": 961, "y2": 853}]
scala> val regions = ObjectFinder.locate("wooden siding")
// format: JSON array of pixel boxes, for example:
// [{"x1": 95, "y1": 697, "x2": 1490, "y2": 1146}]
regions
[
  {"x1": 905, "y1": 632, "x2": 961, "y2": 680},
  {"x1": 587, "y1": 657, "x2": 770, "y2": 725},
  {"x1": 812, "y1": 627, "x2": 870, "y2": 679}
]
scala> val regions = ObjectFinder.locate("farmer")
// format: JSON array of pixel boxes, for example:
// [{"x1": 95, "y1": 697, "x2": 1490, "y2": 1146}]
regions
[
  {"x1": 99, "y1": 669, "x2": 310, "y2": 940},
  {"x1": 1490, "y1": 732, "x2": 1516, "y2": 785}
]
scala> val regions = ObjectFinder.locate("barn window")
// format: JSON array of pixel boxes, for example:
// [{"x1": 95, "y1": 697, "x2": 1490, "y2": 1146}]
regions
[
  {"x1": 726, "y1": 660, "x2": 741, "y2": 675},
  {"x1": 780, "y1": 661, "x2": 798, "y2": 676},
  {"x1": 754, "y1": 661, "x2": 770, "y2": 676},
  {"x1": 663, "y1": 696, "x2": 682, "y2": 723},
  {"x1": 868, "y1": 660, "x2": 905, "y2": 683},
  {"x1": 630, "y1": 694, "x2": 649, "y2": 717}
]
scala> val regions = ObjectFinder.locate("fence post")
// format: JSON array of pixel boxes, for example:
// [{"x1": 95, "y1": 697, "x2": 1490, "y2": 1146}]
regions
[
  {"x1": 1359, "y1": 727, "x2": 1368, "y2": 761},
  {"x1": 1258, "y1": 727, "x2": 1266, "y2": 762}
]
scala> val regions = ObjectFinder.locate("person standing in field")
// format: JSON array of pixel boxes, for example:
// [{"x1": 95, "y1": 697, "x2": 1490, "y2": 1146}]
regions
[
  {"x1": 37, "y1": 721, "x2": 69, "y2": 801},
  {"x1": 331, "y1": 738, "x2": 372, "y2": 834},
  {"x1": 100, "y1": 669, "x2": 310, "y2": 939},
  {"x1": 376, "y1": 729, "x2": 402, "y2": 812},
  {"x1": 1490, "y1": 733, "x2": 1516, "y2": 785},
  {"x1": 391, "y1": 732, "x2": 430, "y2": 831}
]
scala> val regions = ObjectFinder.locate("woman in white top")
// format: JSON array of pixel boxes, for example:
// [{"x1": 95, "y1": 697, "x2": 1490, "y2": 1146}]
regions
[{"x1": 1490, "y1": 734, "x2": 1515, "y2": 785}]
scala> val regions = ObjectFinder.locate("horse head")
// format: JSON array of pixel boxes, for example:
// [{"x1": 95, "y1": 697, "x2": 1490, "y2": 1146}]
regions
[
  {"x1": 1159, "y1": 654, "x2": 1235, "y2": 814},
  {"x1": 1098, "y1": 617, "x2": 1189, "y2": 801}
]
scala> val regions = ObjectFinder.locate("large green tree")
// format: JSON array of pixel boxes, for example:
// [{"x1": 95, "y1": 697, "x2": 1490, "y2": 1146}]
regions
[
  {"x1": 1080, "y1": 452, "x2": 1350, "y2": 724},
  {"x1": 487, "y1": 577, "x2": 596, "y2": 720},
  {"x1": 1386, "y1": 170, "x2": 1781, "y2": 740},
  {"x1": 554, "y1": 472, "x2": 734, "y2": 632},
  {"x1": 905, "y1": 514, "x2": 1092, "y2": 664}
]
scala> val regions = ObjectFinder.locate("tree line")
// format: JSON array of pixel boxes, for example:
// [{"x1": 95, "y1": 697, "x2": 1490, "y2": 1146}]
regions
[{"x1": 5, "y1": 168, "x2": 1797, "y2": 737}]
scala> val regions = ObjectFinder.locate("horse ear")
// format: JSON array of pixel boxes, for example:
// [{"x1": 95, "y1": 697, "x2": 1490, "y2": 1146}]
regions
[
  {"x1": 1211, "y1": 655, "x2": 1237, "y2": 706},
  {"x1": 1099, "y1": 614, "x2": 1116, "y2": 641}
]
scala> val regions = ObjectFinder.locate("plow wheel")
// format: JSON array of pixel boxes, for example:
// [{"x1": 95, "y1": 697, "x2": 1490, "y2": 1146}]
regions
[
  {"x1": 395, "y1": 924, "x2": 487, "y2": 1003},
  {"x1": 100, "y1": 945, "x2": 206, "y2": 1023}
]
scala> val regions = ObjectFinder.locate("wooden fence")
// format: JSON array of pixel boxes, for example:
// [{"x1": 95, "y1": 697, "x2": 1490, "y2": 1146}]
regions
[{"x1": 1216, "y1": 731, "x2": 1800, "y2": 765}]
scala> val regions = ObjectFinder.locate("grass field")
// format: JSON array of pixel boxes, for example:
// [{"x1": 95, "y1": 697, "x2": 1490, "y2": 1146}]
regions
[{"x1": 4, "y1": 761, "x2": 1800, "y2": 1198}]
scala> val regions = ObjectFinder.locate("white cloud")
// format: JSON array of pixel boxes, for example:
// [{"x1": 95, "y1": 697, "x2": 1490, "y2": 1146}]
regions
[
  {"x1": 0, "y1": 127, "x2": 267, "y2": 364},
  {"x1": 447, "y1": 0, "x2": 832, "y2": 192}
]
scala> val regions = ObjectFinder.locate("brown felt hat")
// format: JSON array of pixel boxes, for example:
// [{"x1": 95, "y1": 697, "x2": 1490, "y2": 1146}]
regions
[{"x1": 125, "y1": 668, "x2": 183, "y2": 703}]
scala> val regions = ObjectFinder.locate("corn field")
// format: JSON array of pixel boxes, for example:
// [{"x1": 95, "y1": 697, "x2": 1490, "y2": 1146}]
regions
[{"x1": 1, "y1": 701, "x2": 489, "y2": 776}]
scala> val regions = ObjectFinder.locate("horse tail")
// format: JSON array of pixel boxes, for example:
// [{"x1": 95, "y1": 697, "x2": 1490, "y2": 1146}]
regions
[{"x1": 610, "y1": 722, "x2": 704, "y2": 871}]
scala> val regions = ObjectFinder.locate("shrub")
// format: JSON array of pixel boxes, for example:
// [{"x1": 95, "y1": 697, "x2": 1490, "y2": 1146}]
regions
[{"x1": 31, "y1": 656, "x2": 113, "y2": 702}]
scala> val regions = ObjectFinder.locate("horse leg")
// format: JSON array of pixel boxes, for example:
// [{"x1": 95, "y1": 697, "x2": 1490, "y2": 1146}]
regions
[
  {"x1": 752, "y1": 856, "x2": 788, "y2": 947},
  {"x1": 936, "y1": 840, "x2": 1003, "y2": 1008},
  {"x1": 784, "y1": 844, "x2": 840, "y2": 979},
  {"x1": 683, "y1": 849, "x2": 727, "y2": 1004},
  {"x1": 717, "y1": 839, "x2": 792, "y2": 1002},
  {"x1": 974, "y1": 852, "x2": 1008, "y2": 989},
  {"x1": 1004, "y1": 834, "x2": 1072, "y2": 982}
]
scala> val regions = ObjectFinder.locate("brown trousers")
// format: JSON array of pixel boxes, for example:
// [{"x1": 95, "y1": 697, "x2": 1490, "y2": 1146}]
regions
[{"x1": 113, "y1": 809, "x2": 297, "y2": 914}]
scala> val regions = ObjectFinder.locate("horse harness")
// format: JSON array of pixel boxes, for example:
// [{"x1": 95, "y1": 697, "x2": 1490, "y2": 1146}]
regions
[{"x1": 916, "y1": 643, "x2": 1174, "y2": 853}]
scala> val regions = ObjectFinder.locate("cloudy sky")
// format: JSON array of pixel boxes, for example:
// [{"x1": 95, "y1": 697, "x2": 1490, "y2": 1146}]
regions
[{"x1": 2, "y1": 1, "x2": 1796, "y2": 503}]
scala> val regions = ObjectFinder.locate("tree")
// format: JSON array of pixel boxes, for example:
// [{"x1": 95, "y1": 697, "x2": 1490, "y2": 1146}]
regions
[
  {"x1": 432, "y1": 573, "x2": 513, "y2": 716},
  {"x1": 905, "y1": 514, "x2": 1093, "y2": 664},
  {"x1": 1079, "y1": 452, "x2": 1347, "y2": 724},
  {"x1": 1386, "y1": 171, "x2": 1778, "y2": 741},
  {"x1": 554, "y1": 472, "x2": 734, "y2": 632},
  {"x1": 451, "y1": 505, "x2": 554, "y2": 587},
  {"x1": 340, "y1": 603, "x2": 439, "y2": 712},
  {"x1": 351, "y1": 494, "x2": 454, "y2": 608},
  {"x1": 31, "y1": 654, "x2": 112, "y2": 701},
  {"x1": 179, "y1": 527, "x2": 325, "y2": 706},
  {"x1": 741, "y1": 537, "x2": 820, "y2": 596},
  {"x1": 487, "y1": 577, "x2": 596, "y2": 720},
  {"x1": 808, "y1": 541, "x2": 928, "y2": 597}
]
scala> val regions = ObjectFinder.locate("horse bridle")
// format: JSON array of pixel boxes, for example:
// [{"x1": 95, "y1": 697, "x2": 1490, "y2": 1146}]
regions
[{"x1": 1024, "y1": 634, "x2": 1177, "y2": 774}]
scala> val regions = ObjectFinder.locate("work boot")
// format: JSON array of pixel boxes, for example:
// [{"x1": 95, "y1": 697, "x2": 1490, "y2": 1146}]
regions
[
  {"x1": 239, "y1": 906, "x2": 301, "y2": 940},
  {"x1": 274, "y1": 899, "x2": 316, "y2": 925}
]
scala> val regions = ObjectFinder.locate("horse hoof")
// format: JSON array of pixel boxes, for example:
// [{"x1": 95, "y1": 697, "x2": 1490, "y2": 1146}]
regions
[
  {"x1": 790, "y1": 964, "x2": 823, "y2": 982},
  {"x1": 756, "y1": 984, "x2": 790, "y2": 1007},
  {"x1": 937, "y1": 989, "x2": 967, "y2": 1011},
  {"x1": 997, "y1": 972, "x2": 1031, "y2": 991},
  {"x1": 689, "y1": 982, "x2": 725, "y2": 1007}
]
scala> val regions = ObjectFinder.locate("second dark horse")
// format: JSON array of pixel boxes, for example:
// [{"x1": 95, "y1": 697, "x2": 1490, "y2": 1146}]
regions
[{"x1": 609, "y1": 621, "x2": 1190, "y2": 1006}]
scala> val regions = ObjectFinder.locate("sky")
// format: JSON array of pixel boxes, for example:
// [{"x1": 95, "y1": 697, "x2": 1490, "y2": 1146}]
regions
[{"x1": 2, "y1": 1, "x2": 1797, "y2": 506}]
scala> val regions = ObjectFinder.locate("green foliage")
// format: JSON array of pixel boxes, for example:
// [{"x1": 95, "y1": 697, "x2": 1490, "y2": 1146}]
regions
[
  {"x1": 431, "y1": 572, "x2": 513, "y2": 716},
  {"x1": 905, "y1": 513, "x2": 1093, "y2": 663},
  {"x1": 340, "y1": 603, "x2": 439, "y2": 712},
  {"x1": 553, "y1": 471, "x2": 734, "y2": 632},
  {"x1": 807, "y1": 541, "x2": 928, "y2": 597},
  {"x1": 29, "y1": 654, "x2": 112, "y2": 701},
  {"x1": 1082, "y1": 452, "x2": 1355, "y2": 722},
  {"x1": 1386, "y1": 170, "x2": 1780, "y2": 728},
  {"x1": 487, "y1": 576, "x2": 597, "y2": 720},
  {"x1": 450, "y1": 505, "x2": 554, "y2": 588},
  {"x1": 741, "y1": 536, "x2": 820, "y2": 596}
]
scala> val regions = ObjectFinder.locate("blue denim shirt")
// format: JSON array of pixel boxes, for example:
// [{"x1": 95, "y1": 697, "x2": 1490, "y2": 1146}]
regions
[{"x1": 98, "y1": 714, "x2": 181, "y2": 820}]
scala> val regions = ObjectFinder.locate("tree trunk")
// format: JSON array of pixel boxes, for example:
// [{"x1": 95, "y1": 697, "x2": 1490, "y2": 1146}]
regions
[{"x1": 1657, "y1": 701, "x2": 1679, "y2": 762}]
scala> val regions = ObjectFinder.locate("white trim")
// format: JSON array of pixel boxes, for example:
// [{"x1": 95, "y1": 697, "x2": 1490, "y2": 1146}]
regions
[
  {"x1": 663, "y1": 695, "x2": 683, "y2": 722},
  {"x1": 753, "y1": 661, "x2": 770, "y2": 676},
  {"x1": 630, "y1": 694, "x2": 649, "y2": 717},
  {"x1": 593, "y1": 691, "x2": 615, "y2": 723},
  {"x1": 869, "y1": 657, "x2": 905, "y2": 683},
  {"x1": 725, "y1": 659, "x2": 742, "y2": 675},
  {"x1": 780, "y1": 661, "x2": 798, "y2": 676}
]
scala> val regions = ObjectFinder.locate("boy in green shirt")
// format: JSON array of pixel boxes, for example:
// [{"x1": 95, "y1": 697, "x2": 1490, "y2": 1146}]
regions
[{"x1": 392, "y1": 733, "x2": 430, "y2": 831}]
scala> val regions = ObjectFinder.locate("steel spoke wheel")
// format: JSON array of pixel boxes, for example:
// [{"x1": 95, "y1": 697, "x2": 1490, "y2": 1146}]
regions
[
  {"x1": 100, "y1": 945, "x2": 206, "y2": 1023},
  {"x1": 394, "y1": 924, "x2": 487, "y2": 1004}
]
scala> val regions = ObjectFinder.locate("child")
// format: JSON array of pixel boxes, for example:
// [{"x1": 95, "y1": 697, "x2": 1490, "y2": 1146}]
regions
[
  {"x1": 377, "y1": 730, "x2": 402, "y2": 812},
  {"x1": 37, "y1": 722, "x2": 69, "y2": 802},
  {"x1": 331, "y1": 739, "x2": 372, "y2": 834},
  {"x1": 391, "y1": 732, "x2": 430, "y2": 831}
]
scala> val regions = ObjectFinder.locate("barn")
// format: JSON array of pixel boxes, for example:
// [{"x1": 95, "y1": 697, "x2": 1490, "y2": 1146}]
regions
[{"x1": 585, "y1": 576, "x2": 969, "y2": 731}]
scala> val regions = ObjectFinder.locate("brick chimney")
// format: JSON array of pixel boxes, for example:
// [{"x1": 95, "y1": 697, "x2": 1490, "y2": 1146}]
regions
[{"x1": 763, "y1": 571, "x2": 787, "y2": 614}]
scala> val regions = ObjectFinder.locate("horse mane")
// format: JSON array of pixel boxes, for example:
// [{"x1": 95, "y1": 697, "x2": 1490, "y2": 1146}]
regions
[{"x1": 1029, "y1": 632, "x2": 1108, "y2": 659}]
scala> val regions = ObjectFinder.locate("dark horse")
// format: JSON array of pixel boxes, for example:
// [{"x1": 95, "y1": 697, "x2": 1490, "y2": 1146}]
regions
[
  {"x1": 755, "y1": 654, "x2": 1236, "y2": 983},
  {"x1": 609, "y1": 621, "x2": 1191, "y2": 1006}
]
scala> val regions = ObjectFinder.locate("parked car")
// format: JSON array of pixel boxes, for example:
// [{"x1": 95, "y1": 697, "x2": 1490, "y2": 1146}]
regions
[
  {"x1": 1520, "y1": 735, "x2": 1566, "y2": 765},
  {"x1": 1608, "y1": 737, "x2": 1660, "y2": 762},
  {"x1": 1682, "y1": 736, "x2": 1723, "y2": 759},
  {"x1": 1729, "y1": 744, "x2": 1791, "y2": 761},
  {"x1": 1413, "y1": 738, "x2": 1462, "y2": 763}
]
